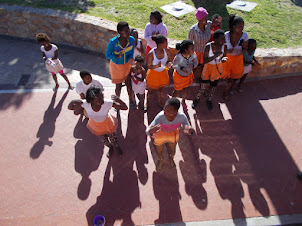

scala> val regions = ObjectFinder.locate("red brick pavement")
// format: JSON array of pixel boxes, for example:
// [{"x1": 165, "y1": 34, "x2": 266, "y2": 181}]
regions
[{"x1": 0, "y1": 76, "x2": 302, "y2": 225}]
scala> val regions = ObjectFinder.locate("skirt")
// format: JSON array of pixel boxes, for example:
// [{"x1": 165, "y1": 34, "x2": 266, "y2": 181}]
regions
[
  {"x1": 195, "y1": 51, "x2": 204, "y2": 65},
  {"x1": 202, "y1": 63, "x2": 223, "y2": 82},
  {"x1": 243, "y1": 64, "x2": 252, "y2": 74},
  {"x1": 45, "y1": 59, "x2": 64, "y2": 74},
  {"x1": 173, "y1": 70, "x2": 194, "y2": 91},
  {"x1": 146, "y1": 68, "x2": 170, "y2": 90},
  {"x1": 86, "y1": 114, "x2": 117, "y2": 136},
  {"x1": 109, "y1": 60, "x2": 132, "y2": 84},
  {"x1": 153, "y1": 129, "x2": 179, "y2": 146},
  {"x1": 132, "y1": 80, "x2": 146, "y2": 95},
  {"x1": 221, "y1": 54, "x2": 244, "y2": 79}
]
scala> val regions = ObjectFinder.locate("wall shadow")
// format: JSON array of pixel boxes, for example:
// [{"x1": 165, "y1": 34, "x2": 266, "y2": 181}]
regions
[
  {"x1": 30, "y1": 90, "x2": 68, "y2": 159},
  {"x1": 73, "y1": 114, "x2": 104, "y2": 200},
  {"x1": 192, "y1": 76, "x2": 302, "y2": 224}
]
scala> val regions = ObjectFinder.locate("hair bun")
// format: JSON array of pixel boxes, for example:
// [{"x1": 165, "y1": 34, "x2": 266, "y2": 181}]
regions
[{"x1": 176, "y1": 43, "x2": 181, "y2": 50}]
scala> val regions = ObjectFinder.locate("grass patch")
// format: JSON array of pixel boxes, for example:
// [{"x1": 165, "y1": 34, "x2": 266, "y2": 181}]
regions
[{"x1": 1, "y1": 0, "x2": 302, "y2": 48}]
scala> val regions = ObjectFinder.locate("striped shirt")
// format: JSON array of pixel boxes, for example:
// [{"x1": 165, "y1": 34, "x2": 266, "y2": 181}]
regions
[{"x1": 188, "y1": 21, "x2": 212, "y2": 53}]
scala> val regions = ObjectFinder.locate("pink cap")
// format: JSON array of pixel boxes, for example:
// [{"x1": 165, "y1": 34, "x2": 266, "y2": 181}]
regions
[{"x1": 195, "y1": 7, "x2": 208, "y2": 21}]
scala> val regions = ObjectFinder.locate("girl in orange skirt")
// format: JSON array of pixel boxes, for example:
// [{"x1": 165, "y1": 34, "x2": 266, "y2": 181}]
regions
[
  {"x1": 146, "y1": 34, "x2": 172, "y2": 109},
  {"x1": 171, "y1": 40, "x2": 198, "y2": 112},
  {"x1": 68, "y1": 86, "x2": 128, "y2": 157},
  {"x1": 192, "y1": 29, "x2": 228, "y2": 110},
  {"x1": 222, "y1": 15, "x2": 248, "y2": 100},
  {"x1": 146, "y1": 98, "x2": 195, "y2": 172}
]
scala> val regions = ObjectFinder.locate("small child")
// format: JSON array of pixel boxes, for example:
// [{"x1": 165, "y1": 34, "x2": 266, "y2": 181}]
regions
[
  {"x1": 210, "y1": 14, "x2": 222, "y2": 41},
  {"x1": 76, "y1": 69, "x2": 104, "y2": 99},
  {"x1": 129, "y1": 55, "x2": 147, "y2": 111},
  {"x1": 36, "y1": 33, "x2": 73, "y2": 91},
  {"x1": 146, "y1": 98, "x2": 195, "y2": 172},
  {"x1": 237, "y1": 39, "x2": 260, "y2": 92},
  {"x1": 68, "y1": 86, "x2": 128, "y2": 157},
  {"x1": 130, "y1": 28, "x2": 144, "y2": 59},
  {"x1": 144, "y1": 10, "x2": 168, "y2": 58}
]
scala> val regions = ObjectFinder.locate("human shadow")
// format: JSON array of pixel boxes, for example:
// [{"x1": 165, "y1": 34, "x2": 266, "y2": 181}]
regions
[
  {"x1": 291, "y1": 0, "x2": 302, "y2": 7},
  {"x1": 73, "y1": 114, "x2": 104, "y2": 200},
  {"x1": 30, "y1": 90, "x2": 68, "y2": 159},
  {"x1": 86, "y1": 157, "x2": 141, "y2": 225},
  {"x1": 192, "y1": 76, "x2": 302, "y2": 224}
]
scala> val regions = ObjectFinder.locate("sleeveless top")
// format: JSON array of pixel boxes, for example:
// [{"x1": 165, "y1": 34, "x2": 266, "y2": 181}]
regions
[
  {"x1": 225, "y1": 31, "x2": 248, "y2": 56},
  {"x1": 208, "y1": 43, "x2": 225, "y2": 65},
  {"x1": 151, "y1": 48, "x2": 168, "y2": 72}
]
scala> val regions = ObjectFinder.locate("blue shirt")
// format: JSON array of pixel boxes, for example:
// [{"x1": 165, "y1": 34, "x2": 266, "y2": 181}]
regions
[{"x1": 105, "y1": 35, "x2": 135, "y2": 64}]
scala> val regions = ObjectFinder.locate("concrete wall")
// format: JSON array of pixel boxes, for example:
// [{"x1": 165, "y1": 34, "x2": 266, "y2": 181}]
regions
[{"x1": 1, "y1": 4, "x2": 301, "y2": 78}]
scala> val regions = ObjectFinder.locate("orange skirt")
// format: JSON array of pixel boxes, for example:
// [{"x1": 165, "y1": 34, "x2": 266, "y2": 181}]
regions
[
  {"x1": 87, "y1": 114, "x2": 117, "y2": 136},
  {"x1": 173, "y1": 70, "x2": 194, "y2": 91},
  {"x1": 109, "y1": 61, "x2": 132, "y2": 84},
  {"x1": 221, "y1": 54, "x2": 244, "y2": 79},
  {"x1": 202, "y1": 63, "x2": 223, "y2": 82},
  {"x1": 153, "y1": 129, "x2": 179, "y2": 145},
  {"x1": 146, "y1": 68, "x2": 170, "y2": 90},
  {"x1": 195, "y1": 51, "x2": 204, "y2": 65}
]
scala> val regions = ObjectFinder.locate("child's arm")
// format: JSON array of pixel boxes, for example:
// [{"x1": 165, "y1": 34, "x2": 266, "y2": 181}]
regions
[
  {"x1": 105, "y1": 39, "x2": 120, "y2": 60},
  {"x1": 53, "y1": 49, "x2": 58, "y2": 60},
  {"x1": 68, "y1": 99, "x2": 84, "y2": 115},
  {"x1": 221, "y1": 45, "x2": 228, "y2": 63},
  {"x1": 139, "y1": 40, "x2": 145, "y2": 55},
  {"x1": 253, "y1": 56, "x2": 260, "y2": 65},
  {"x1": 41, "y1": 52, "x2": 46, "y2": 61},
  {"x1": 166, "y1": 48, "x2": 173, "y2": 69},
  {"x1": 79, "y1": 93, "x2": 86, "y2": 99},
  {"x1": 111, "y1": 95, "x2": 128, "y2": 110},
  {"x1": 147, "y1": 51, "x2": 161, "y2": 69},
  {"x1": 203, "y1": 44, "x2": 222, "y2": 64}
]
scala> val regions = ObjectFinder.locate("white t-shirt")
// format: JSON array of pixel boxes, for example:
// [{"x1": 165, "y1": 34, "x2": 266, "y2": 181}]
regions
[
  {"x1": 82, "y1": 99, "x2": 113, "y2": 122},
  {"x1": 40, "y1": 44, "x2": 58, "y2": 59},
  {"x1": 225, "y1": 31, "x2": 248, "y2": 56},
  {"x1": 76, "y1": 79, "x2": 104, "y2": 97}
]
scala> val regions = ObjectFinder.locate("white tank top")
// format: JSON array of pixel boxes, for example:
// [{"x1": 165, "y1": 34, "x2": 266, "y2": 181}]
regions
[
  {"x1": 151, "y1": 48, "x2": 168, "y2": 72},
  {"x1": 208, "y1": 43, "x2": 224, "y2": 65}
]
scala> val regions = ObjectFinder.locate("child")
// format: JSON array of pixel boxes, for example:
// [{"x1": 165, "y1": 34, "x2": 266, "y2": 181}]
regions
[
  {"x1": 146, "y1": 34, "x2": 172, "y2": 109},
  {"x1": 210, "y1": 14, "x2": 222, "y2": 41},
  {"x1": 144, "y1": 10, "x2": 168, "y2": 58},
  {"x1": 146, "y1": 98, "x2": 195, "y2": 172},
  {"x1": 237, "y1": 39, "x2": 260, "y2": 92},
  {"x1": 68, "y1": 86, "x2": 128, "y2": 157},
  {"x1": 129, "y1": 55, "x2": 147, "y2": 111},
  {"x1": 36, "y1": 33, "x2": 73, "y2": 91},
  {"x1": 192, "y1": 29, "x2": 228, "y2": 110},
  {"x1": 172, "y1": 40, "x2": 198, "y2": 112},
  {"x1": 105, "y1": 21, "x2": 134, "y2": 102},
  {"x1": 76, "y1": 69, "x2": 104, "y2": 99},
  {"x1": 130, "y1": 28, "x2": 144, "y2": 59}
]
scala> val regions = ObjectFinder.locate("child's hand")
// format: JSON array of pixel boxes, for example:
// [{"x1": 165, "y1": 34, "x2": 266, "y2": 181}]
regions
[
  {"x1": 182, "y1": 67, "x2": 189, "y2": 74},
  {"x1": 221, "y1": 57, "x2": 228, "y2": 63},
  {"x1": 111, "y1": 95, "x2": 119, "y2": 102},
  {"x1": 149, "y1": 124, "x2": 161, "y2": 136},
  {"x1": 167, "y1": 62, "x2": 173, "y2": 69},
  {"x1": 218, "y1": 16, "x2": 222, "y2": 22},
  {"x1": 115, "y1": 52, "x2": 122, "y2": 59},
  {"x1": 157, "y1": 61, "x2": 162, "y2": 68},
  {"x1": 152, "y1": 31, "x2": 157, "y2": 36},
  {"x1": 184, "y1": 125, "x2": 195, "y2": 135}
]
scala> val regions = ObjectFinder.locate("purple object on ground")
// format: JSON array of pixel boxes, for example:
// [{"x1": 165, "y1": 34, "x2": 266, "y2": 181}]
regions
[{"x1": 93, "y1": 215, "x2": 105, "y2": 226}]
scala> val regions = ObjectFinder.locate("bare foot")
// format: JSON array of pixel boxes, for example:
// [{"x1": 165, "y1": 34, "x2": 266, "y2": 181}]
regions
[
  {"x1": 170, "y1": 158, "x2": 176, "y2": 168},
  {"x1": 156, "y1": 160, "x2": 163, "y2": 172},
  {"x1": 53, "y1": 84, "x2": 59, "y2": 91}
]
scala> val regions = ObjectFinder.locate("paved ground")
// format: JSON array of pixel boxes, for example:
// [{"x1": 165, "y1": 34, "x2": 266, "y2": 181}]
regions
[{"x1": 0, "y1": 37, "x2": 302, "y2": 226}]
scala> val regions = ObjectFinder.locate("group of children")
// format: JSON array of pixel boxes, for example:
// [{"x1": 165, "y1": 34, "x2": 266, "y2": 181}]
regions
[{"x1": 35, "y1": 8, "x2": 260, "y2": 172}]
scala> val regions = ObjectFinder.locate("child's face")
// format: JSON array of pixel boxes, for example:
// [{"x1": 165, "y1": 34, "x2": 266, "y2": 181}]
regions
[
  {"x1": 212, "y1": 18, "x2": 220, "y2": 27},
  {"x1": 82, "y1": 75, "x2": 92, "y2": 85},
  {"x1": 135, "y1": 61, "x2": 143, "y2": 68},
  {"x1": 248, "y1": 42, "x2": 257, "y2": 51},
  {"x1": 91, "y1": 93, "x2": 104, "y2": 106},
  {"x1": 131, "y1": 31, "x2": 138, "y2": 39},
  {"x1": 158, "y1": 40, "x2": 168, "y2": 49},
  {"x1": 186, "y1": 44, "x2": 195, "y2": 56},
  {"x1": 150, "y1": 15, "x2": 159, "y2": 25},
  {"x1": 164, "y1": 105, "x2": 178, "y2": 122},
  {"x1": 234, "y1": 22, "x2": 244, "y2": 33},
  {"x1": 215, "y1": 34, "x2": 225, "y2": 45},
  {"x1": 40, "y1": 40, "x2": 50, "y2": 48},
  {"x1": 119, "y1": 26, "x2": 130, "y2": 39},
  {"x1": 198, "y1": 16, "x2": 208, "y2": 26}
]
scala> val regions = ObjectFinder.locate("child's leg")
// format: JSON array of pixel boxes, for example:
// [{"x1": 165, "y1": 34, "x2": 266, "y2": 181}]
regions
[
  {"x1": 237, "y1": 74, "x2": 248, "y2": 92},
  {"x1": 125, "y1": 76, "x2": 135, "y2": 103},
  {"x1": 155, "y1": 144, "x2": 165, "y2": 172},
  {"x1": 167, "y1": 142, "x2": 177, "y2": 168},
  {"x1": 59, "y1": 72, "x2": 74, "y2": 89},
  {"x1": 99, "y1": 134, "x2": 113, "y2": 157},
  {"x1": 158, "y1": 87, "x2": 164, "y2": 108},
  {"x1": 115, "y1": 83, "x2": 123, "y2": 97},
  {"x1": 146, "y1": 88, "x2": 154, "y2": 109},
  {"x1": 137, "y1": 93, "x2": 144, "y2": 109},
  {"x1": 51, "y1": 73, "x2": 59, "y2": 91},
  {"x1": 107, "y1": 132, "x2": 122, "y2": 155},
  {"x1": 223, "y1": 78, "x2": 235, "y2": 100},
  {"x1": 192, "y1": 82, "x2": 206, "y2": 109},
  {"x1": 206, "y1": 81, "x2": 218, "y2": 110}
]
